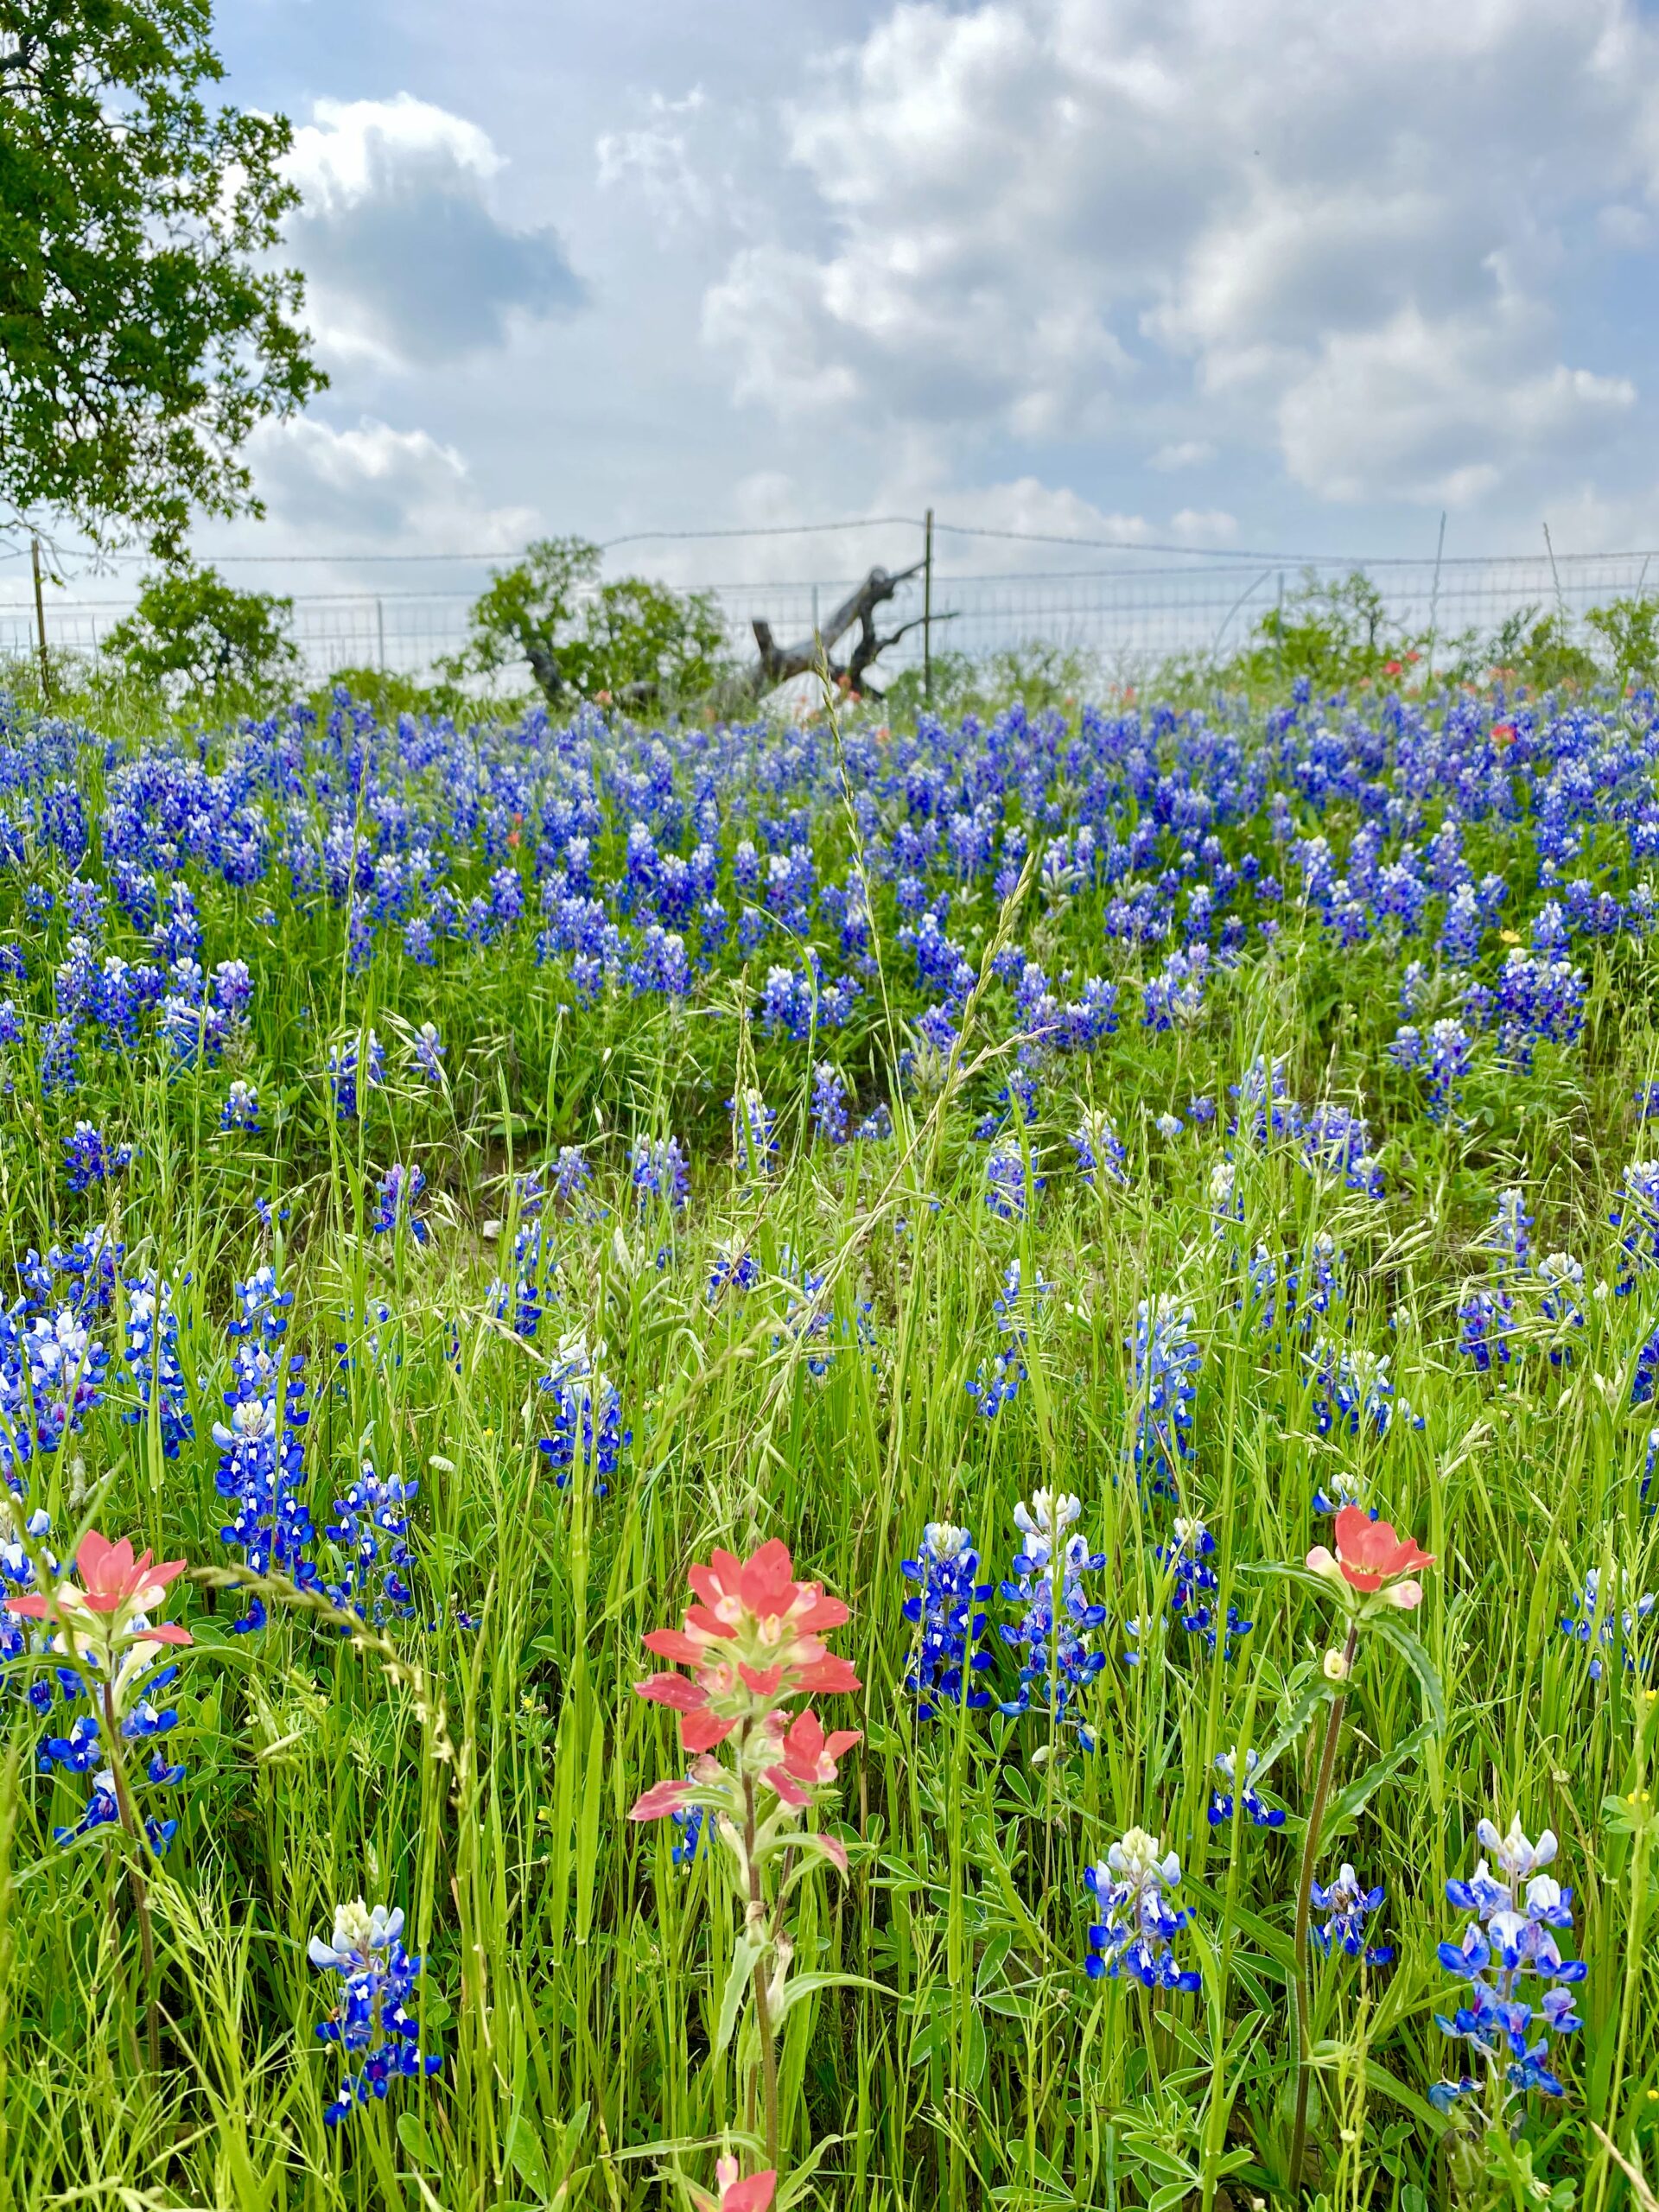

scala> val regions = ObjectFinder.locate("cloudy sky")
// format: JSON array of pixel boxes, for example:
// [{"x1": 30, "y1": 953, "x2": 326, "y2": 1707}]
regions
[{"x1": 132, "y1": 0, "x2": 1659, "y2": 591}]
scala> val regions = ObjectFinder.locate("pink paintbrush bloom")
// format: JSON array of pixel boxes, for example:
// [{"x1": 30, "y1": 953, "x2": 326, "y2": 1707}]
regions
[{"x1": 1307, "y1": 1505, "x2": 1435, "y2": 1610}]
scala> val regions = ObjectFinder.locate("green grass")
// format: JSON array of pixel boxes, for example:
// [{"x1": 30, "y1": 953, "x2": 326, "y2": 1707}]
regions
[{"x1": 1, "y1": 683, "x2": 1658, "y2": 2212}]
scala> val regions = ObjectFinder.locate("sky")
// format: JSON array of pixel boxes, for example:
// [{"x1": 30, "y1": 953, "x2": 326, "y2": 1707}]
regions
[{"x1": 41, "y1": 0, "x2": 1659, "y2": 602}]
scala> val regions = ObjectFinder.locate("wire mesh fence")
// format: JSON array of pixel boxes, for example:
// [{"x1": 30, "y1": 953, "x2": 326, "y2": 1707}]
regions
[{"x1": 5, "y1": 546, "x2": 1659, "y2": 689}]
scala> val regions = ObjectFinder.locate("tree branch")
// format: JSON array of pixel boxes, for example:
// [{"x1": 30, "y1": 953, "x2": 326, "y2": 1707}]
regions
[{"x1": 715, "y1": 560, "x2": 925, "y2": 710}]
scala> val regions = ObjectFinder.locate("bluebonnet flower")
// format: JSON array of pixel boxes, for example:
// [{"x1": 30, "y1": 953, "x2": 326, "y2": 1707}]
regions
[
  {"x1": 1301, "y1": 1105, "x2": 1383, "y2": 1199},
  {"x1": 1143, "y1": 944, "x2": 1210, "y2": 1030},
  {"x1": 1558, "y1": 1566, "x2": 1653, "y2": 1680},
  {"x1": 487, "y1": 1217, "x2": 558, "y2": 1338},
  {"x1": 220, "y1": 1079, "x2": 261, "y2": 1135},
  {"x1": 63, "y1": 1122, "x2": 134, "y2": 1194},
  {"x1": 122, "y1": 1274, "x2": 194, "y2": 1459},
  {"x1": 900, "y1": 1522, "x2": 993, "y2": 1719},
  {"x1": 985, "y1": 1139, "x2": 1043, "y2": 1220},
  {"x1": 1614, "y1": 1160, "x2": 1659, "y2": 1291},
  {"x1": 997, "y1": 1490, "x2": 1107, "y2": 1726},
  {"x1": 1457, "y1": 1288, "x2": 1514, "y2": 1372},
  {"x1": 1230, "y1": 1054, "x2": 1300, "y2": 1144},
  {"x1": 1636, "y1": 1082, "x2": 1659, "y2": 1124},
  {"x1": 1072, "y1": 1108, "x2": 1128, "y2": 1187},
  {"x1": 1482, "y1": 1189, "x2": 1532, "y2": 1274},
  {"x1": 371, "y1": 1165, "x2": 429, "y2": 1245},
  {"x1": 965, "y1": 1260, "x2": 1046, "y2": 1418},
  {"x1": 707, "y1": 1236, "x2": 761, "y2": 1302},
  {"x1": 39, "y1": 1019, "x2": 80, "y2": 1096},
  {"x1": 810, "y1": 1062, "x2": 849, "y2": 1147},
  {"x1": 324, "y1": 1457, "x2": 417, "y2": 1623},
  {"x1": 213, "y1": 1270, "x2": 314, "y2": 1630},
  {"x1": 308, "y1": 1900, "x2": 441, "y2": 2127},
  {"x1": 538, "y1": 1332, "x2": 629, "y2": 1494},
  {"x1": 1156, "y1": 1515, "x2": 1252, "y2": 1657},
  {"x1": 411, "y1": 1023, "x2": 444, "y2": 1085},
  {"x1": 1189, "y1": 1094, "x2": 1217, "y2": 1126},
  {"x1": 1128, "y1": 1297, "x2": 1200, "y2": 1491},
  {"x1": 1083, "y1": 1830, "x2": 1201, "y2": 1992},
  {"x1": 329, "y1": 1032, "x2": 385, "y2": 1121},
  {"x1": 1154, "y1": 1111, "x2": 1184, "y2": 1141},
  {"x1": 670, "y1": 1796, "x2": 704, "y2": 1869},
  {"x1": 1206, "y1": 1747, "x2": 1283, "y2": 1828},
  {"x1": 1310, "y1": 1866, "x2": 1393, "y2": 1966},
  {"x1": 632, "y1": 1135, "x2": 689, "y2": 1212},
  {"x1": 1433, "y1": 1817, "x2": 1585, "y2": 2109},
  {"x1": 729, "y1": 1089, "x2": 778, "y2": 1179},
  {"x1": 1536, "y1": 1251, "x2": 1584, "y2": 1364}
]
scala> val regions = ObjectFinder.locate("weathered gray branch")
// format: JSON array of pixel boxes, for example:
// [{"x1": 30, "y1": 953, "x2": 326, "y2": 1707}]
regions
[{"x1": 714, "y1": 559, "x2": 926, "y2": 711}]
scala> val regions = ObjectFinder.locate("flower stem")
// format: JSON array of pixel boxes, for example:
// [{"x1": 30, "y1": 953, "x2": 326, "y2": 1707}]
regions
[
  {"x1": 1288, "y1": 1623, "x2": 1357, "y2": 2193},
  {"x1": 741, "y1": 1771, "x2": 780, "y2": 2171},
  {"x1": 101, "y1": 1680, "x2": 161, "y2": 2077}
]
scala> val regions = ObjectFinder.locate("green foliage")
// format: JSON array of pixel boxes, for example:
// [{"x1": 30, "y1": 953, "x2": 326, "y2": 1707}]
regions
[
  {"x1": 1476, "y1": 606, "x2": 1602, "y2": 694},
  {"x1": 885, "y1": 640, "x2": 1096, "y2": 723},
  {"x1": 310, "y1": 665, "x2": 472, "y2": 724},
  {"x1": 1235, "y1": 569, "x2": 1415, "y2": 693},
  {"x1": 0, "y1": 0, "x2": 324, "y2": 554},
  {"x1": 101, "y1": 562, "x2": 301, "y2": 703},
  {"x1": 446, "y1": 535, "x2": 730, "y2": 707},
  {"x1": 1586, "y1": 594, "x2": 1659, "y2": 691}
]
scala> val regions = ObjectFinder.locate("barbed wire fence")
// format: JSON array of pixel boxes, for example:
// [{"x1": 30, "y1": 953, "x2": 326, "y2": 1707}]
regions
[{"x1": 3, "y1": 520, "x2": 1657, "y2": 690}]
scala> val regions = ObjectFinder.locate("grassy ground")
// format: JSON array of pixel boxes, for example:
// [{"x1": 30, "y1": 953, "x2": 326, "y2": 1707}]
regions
[{"x1": 0, "y1": 675, "x2": 1656, "y2": 2211}]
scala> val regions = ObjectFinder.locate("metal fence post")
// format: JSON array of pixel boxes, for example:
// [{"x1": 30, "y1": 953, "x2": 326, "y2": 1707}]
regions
[
  {"x1": 923, "y1": 507, "x2": 934, "y2": 703},
  {"x1": 30, "y1": 536, "x2": 51, "y2": 703},
  {"x1": 376, "y1": 596, "x2": 386, "y2": 672}
]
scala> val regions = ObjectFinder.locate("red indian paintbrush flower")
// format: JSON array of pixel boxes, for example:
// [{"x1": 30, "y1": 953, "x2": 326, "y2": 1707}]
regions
[
  {"x1": 690, "y1": 2157, "x2": 776, "y2": 2212},
  {"x1": 1306, "y1": 1504, "x2": 1435, "y2": 1611},
  {"x1": 7, "y1": 1529, "x2": 194, "y2": 1688},
  {"x1": 633, "y1": 1537, "x2": 860, "y2": 1756}
]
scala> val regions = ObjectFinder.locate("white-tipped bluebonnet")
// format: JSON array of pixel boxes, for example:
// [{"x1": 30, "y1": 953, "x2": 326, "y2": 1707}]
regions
[
  {"x1": 1309, "y1": 1336, "x2": 1397, "y2": 1442},
  {"x1": 1128, "y1": 1296, "x2": 1200, "y2": 1492},
  {"x1": 1457, "y1": 1288, "x2": 1513, "y2": 1373},
  {"x1": 308, "y1": 1899, "x2": 441, "y2": 2127},
  {"x1": 1482, "y1": 1190, "x2": 1532, "y2": 1274},
  {"x1": 1433, "y1": 1817, "x2": 1585, "y2": 2109},
  {"x1": 538, "y1": 1331, "x2": 629, "y2": 1494},
  {"x1": 729, "y1": 1089, "x2": 778, "y2": 1179},
  {"x1": 371, "y1": 1165, "x2": 429, "y2": 1245},
  {"x1": 213, "y1": 1271, "x2": 314, "y2": 1630},
  {"x1": 122, "y1": 1274, "x2": 194, "y2": 1459},
  {"x1": 632, "y1": 1135, "x2": 690, "y2": 1212},
  {"x1": 324, "y1": 1458, "x2": 417, "y2": 1624},
  {"x1": 63, "y1": 1122, "x2": 134, "y2": 1194},
  {"x1": 1206, "y1": 1747, "x2": 1283, "y2": 1828},
  {"x1": 810, "y1": 1062, "x2": 849, "y2": 1146},
  {"x1": 220, "y1": 1079, "x2": 260, "y2": 1135},
  {"x1": 900, "y1": 1522, "x2": 993, "y2": 1719},
  {"x1": 1558, "y1": 1565, "x2": 1652, "y2": 1680},
  {"x1": 1083, "y1": 1830, "x2": 1201, "y2": 1992},
  {"x1": 1157, "y1": 1515, "x2": 1252, "y2": 1658},
  {"x1": 1310, "y1": 1866, "x2": 1392, "y2": 1966},
  {"x1": 411, "y1": 1023, "x2": 444, "y2": 1085},
  {"x1": 1072, "y1": 1108, "x2": 1128, "y2": 1188},
  {"x1": 965, "y1": 1259, "x2": 1046, "y2": 1420},
  {"x1": 329, "y1": 1031, "x2": 385, "y2": 1121},
  {"x1": 998, "y1": 1491, "x2": 1107, "y2": 1726},
  {"x1": 1536, "y1": 1251, "x2": 1584, "y2": 1364},
  {"x1": 1614, "y1": 1160, "x2": 1659, "y2": 1292},
  {"x1": 985, "y1": 1140, "x2": 1043, "y2": 1220}
]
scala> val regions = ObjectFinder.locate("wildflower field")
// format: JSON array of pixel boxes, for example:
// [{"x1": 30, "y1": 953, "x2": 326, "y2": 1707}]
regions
[{"x1": 3, "y1": 673, "x2": 1659, "y2": 2212}]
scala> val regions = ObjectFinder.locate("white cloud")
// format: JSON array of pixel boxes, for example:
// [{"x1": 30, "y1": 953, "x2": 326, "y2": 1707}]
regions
[
  {"x1": 1279, "y1": 307, "x2": 1635, "y2": 505},
  {"x1": 282, "y1": 93, "x2": 583, "y2": 366},
  {"x1": 699, "y1": 0, "x2": 1658, "y2": 507},
  {"x1": 1150, "y1": 441, "x2": 1216, "y2": 471},
  {"x1": 246, "y1": 416, "x2": 537, "y2": 550},
  {"x1": 596, "y1": 88, "x2": 712, "y2": 228}
]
